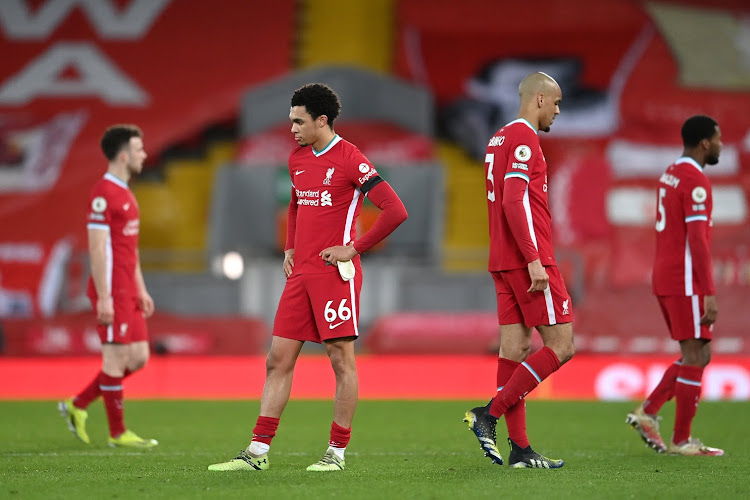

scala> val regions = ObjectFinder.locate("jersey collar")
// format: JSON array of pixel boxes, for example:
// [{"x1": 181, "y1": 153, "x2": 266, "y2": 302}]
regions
[
  {"x1": 312, "y1": 134, "x2": 342, "y2": 157},
  {"x1": 675, "y1": 156, "x2": 703, "y2": 173},
  {"x1": 104, "y1": 172, "x2": 129, "y2": 189},
  {"x1": 507, "y1": 118, "x2": 538, "y2": 135}
]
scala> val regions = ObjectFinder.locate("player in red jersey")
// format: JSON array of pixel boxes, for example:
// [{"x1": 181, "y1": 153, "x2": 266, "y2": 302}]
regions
[
  {"x1": 626, "y1": 115, "x2": 724, "y2": 456},
  {"x1": 464, "y1": 72, "x2": 575, "y2": 469},
  {"x1": 58, "y1": 125, "x2": 157, "y2": 448},
  {"x1": 209, "y1": 83, "x2": 408, "y2": 472}
]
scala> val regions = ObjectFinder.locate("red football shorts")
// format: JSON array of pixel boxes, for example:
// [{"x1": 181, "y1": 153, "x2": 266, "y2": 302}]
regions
[
  {"x1": 273, "y1": 270, "x2": 362, "y2": 343},
  {"x1": 492, "y1": 266, "x2": 573, "y2": 328},
  {"x1": 88, "y1": 293, "x2": 148, "y2": 344},
  {"x1": 656, "y1": 295, "x2": 712, "y2": 341}
]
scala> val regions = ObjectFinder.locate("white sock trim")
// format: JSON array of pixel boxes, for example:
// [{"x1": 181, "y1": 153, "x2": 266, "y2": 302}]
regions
[
  {"x1": 248, "y1": 441, "x2": 270, "y2": 455},
  {"x1": 328, "y1": 445, "x2": 345, "y2": 460}
]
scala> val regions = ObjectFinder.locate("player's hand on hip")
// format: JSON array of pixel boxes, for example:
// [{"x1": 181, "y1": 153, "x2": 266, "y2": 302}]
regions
[
  {"x1": 319, "y1": 242, "x2": 357, "y2": 265},
  {"x1": 283, "y1": 249, "x2": 295, "y2": 277},
  {"x1": 97, "y1": 296, "x2": 114, "y2": 325},
  {"x1": 139, "y1": 291, "x2": 155, "y2": 318},
  {"x1": 526, "y1": 259, "x2": 549, "y2": 292},
  {"x1": 700, "y1": 295, "x2": 718, "y2": 325}
]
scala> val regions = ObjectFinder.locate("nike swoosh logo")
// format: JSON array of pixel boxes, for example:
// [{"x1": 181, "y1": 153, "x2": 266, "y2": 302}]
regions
[
  {"x1": 329, "y1": 320, "x2": 346, "y2": 329},
  {"x1": 295, "y1": 170, "x2": 305, "y2": 175}
]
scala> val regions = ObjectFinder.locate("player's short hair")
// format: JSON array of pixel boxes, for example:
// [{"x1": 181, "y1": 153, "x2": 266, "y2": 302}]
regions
[
  {"x1": 101, "y1": 124, "x2": 142, "y2": 161},
  {"x1": 291, "y1": 83, "x2": 341, "y2": 127},
  {"x1": 681, "y1": 115, "x2": 718, "y2": 148}
]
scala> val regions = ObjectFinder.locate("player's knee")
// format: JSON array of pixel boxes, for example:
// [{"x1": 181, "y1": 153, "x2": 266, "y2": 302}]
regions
[
  {"x1": 518, "y1": 343, "x2": 531, "y2": 361},
  {"x1": 560, "y1": 341, "x2": 575, "y2": 364},
  {"x1": 327, "y1": 348, "x2": 356, "y2": 377},
  {"x1": 501, "y1": 343, "x2": 531, "y2": 362},
  {"x1": 548, "y1": 338, "x2": 575, "y2": 365},
  {"x1": 128, "y1": 357, "x2": 147, "y2": 371},
  {"x1": 265, "y1": 353, "x2": 287, "y2": 373},
  {"x1": 681, "y1": 341, "x2": 711, "y2": 367},
  {"x1": 697, "y1": 350, "x2": 711, "y2": 367},
  {"x1": 330, "y1": 361, "x2": 356, "y2": 383},
  {"x1": 266, "y1": 349, "x2": 298, "y2": 374},
  {"x1": 327, "y1": 349, "x2": 346, "y2": 369}
]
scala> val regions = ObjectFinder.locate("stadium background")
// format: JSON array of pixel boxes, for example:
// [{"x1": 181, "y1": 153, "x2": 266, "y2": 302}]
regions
[{"x1": 1, "y1": 0, "x2": 749, "y2": 401}]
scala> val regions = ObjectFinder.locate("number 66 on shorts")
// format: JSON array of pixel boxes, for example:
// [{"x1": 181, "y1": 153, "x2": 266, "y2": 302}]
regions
[{"x1": 272, "y1": 271, "x2": 362, "y2": 343}]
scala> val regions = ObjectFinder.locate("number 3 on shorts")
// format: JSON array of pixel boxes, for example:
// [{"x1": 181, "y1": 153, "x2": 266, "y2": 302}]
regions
[{"x1": 324, "y1": 299, "x2": 352, "y2": 323}]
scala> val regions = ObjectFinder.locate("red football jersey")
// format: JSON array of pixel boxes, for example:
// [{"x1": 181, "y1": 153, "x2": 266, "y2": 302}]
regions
[
  {"x1": 86, "y1": 173, "x2": 140, "y2": 299},
  {"x1": 652, "y1": 157, "x2": 714, "y2": 296},
  {"x1": 485, "y1": 119, "x2": 556, "y2": 271},
  {"x1": 287, "y1": 135, "x2": 378, "y2": 275}
]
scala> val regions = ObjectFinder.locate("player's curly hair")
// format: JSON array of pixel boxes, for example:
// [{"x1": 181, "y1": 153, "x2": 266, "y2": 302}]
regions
[
  {"x1": 681, "y1": 115, "x2": 718, "y2": 148},
  {"x1": 291, "y1": 83, "x2": 342, "y2": 127},
  {"x1": 101, "y1": 124, "x2": 143, "y2": 161}
]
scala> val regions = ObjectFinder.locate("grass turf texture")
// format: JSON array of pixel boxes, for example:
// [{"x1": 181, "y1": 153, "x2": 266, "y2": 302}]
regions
[{"x1": 1, "y1": 400, "x2": 747, "y2": 499}]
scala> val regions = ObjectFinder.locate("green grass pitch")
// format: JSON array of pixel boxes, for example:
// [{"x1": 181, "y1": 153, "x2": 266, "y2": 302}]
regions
[{"x1": 1, "y1": 400, "x2": 747, "y2": 499}]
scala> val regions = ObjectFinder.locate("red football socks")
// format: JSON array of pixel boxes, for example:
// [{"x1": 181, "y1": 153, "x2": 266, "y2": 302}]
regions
[
  {"x1": 252, "y1": 416, "x2": 280, "y2": 445},
  {"x1": 74, "y1": 368, "x2": 134, "y2": 410},
  {"x1": 99, "y1": 373, "x2": 125, "y2": 438},
  {"x1": 74, "y1": 372, "x2": 104, "y2": 409},
  {"x1": 497, "y1": 357, "x2": 529, "y2": 448},
  {"x1": 329, "y1": 421, "x2": 352, "y2": 449},
  {"x1": 489, "y1": 347, "x2": 561, "y2": 419},
  {"x1": 673, "y1": 364, "x2": 704, "y2": 445},
  {"x1": 643, "y1": 361, "x2": 681, "y2": 415}
]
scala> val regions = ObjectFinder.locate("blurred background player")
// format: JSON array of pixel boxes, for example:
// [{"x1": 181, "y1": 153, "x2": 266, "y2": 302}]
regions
[
  {"x1": 58, "y1": 125, "x2": 158, "y2": 449},
  {"x1": 464, "y1": 72, "x2": 575, "y2": 468},
  {"x1": 626, "y1": 115, "x2": 724, "y2": 457},
  {"x1": 208, "y1": 83, "x2": 407, "y2": 472}
]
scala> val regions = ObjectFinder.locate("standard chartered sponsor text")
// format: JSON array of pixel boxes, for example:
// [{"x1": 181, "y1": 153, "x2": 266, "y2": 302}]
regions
[{"x1": 296, "y1": 189, "x2": 320, "y2": 197}]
